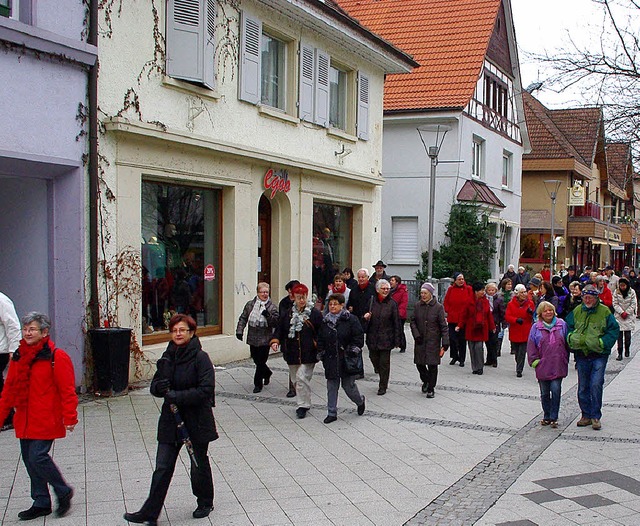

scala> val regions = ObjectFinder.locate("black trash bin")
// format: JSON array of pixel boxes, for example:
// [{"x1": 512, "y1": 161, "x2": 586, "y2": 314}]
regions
[{"x1": 89, "y1": 327, "x2": 132, "y2": 395}]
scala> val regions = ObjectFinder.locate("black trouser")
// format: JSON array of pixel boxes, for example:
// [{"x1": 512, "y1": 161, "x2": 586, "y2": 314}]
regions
[
  {"x1": 399, "y1": 319, "x2": 407, "y2": 351},
  {"x1": 512, "y1": 342, "x2": 527, "y2": 374},
  {"x1": 139, "y1": 441, "x2": 213, "y2": 520},
  {"x1": 618, "y1": 331, "x2": 631, "y2": 357},
  {"x1": 250, "y1": 345, "x2": 272, "y2": 388},
  {"x1": 448, "y1": 323, "x2": 466, "y2": 363},
  {"x1": 486, "y1": 330, "x2": 498, "y2": 365},
  {"x1": 416, "y1": 364, "x2": 438, "y2": 393}
]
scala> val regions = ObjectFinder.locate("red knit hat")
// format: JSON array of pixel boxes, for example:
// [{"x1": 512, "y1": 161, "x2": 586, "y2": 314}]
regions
[{"x1": 292, "y1": 283, "x2": 309, "y2": 295}]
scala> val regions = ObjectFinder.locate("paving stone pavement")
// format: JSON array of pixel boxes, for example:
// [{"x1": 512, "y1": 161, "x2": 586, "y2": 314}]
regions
[{"x1": 1, "y1": 326, "x2": 639, "y2": 525}]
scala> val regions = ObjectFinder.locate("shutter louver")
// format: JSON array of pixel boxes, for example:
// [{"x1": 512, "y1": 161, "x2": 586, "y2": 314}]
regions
[
  {"x1": 166, "y1": 0, "x2": 204, "y2": 83},
  {"x1": 202, "y1": 0, "x2": 216, "y2": 89},
  {"x1": 299, "y1": 43, "x2": 315, "y2": 122},
  {"x1": 239, "y1": 11, "x2": 261, "y2": 104},
  {"x1": 357, "y1": 71, "x2": 370, "y2": 140},
  {"x1": 392, "y1": 218, "x2": 419, "y2": 261},
  {"x1": 314, "y1": 49, "x2": 330, "y2": 127}
]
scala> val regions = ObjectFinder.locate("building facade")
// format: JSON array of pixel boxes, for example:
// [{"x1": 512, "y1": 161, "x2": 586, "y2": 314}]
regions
[
  {"x1": 0, "y1": 1, "x2": 97, "y2": 382},
  {"x1": 97, "y1": 0, "x2": 415, "y2": 371}
]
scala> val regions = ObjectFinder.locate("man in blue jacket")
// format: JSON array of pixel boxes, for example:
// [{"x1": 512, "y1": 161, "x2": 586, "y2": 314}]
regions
[{"x1": 565, "y1": 284, "x2": 619, "y2": 430}]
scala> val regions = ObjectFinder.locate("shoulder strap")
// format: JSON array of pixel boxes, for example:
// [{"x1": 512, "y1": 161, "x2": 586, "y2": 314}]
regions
[{"x1": 51, "y1": 348, "x2": 56, "y2": 368}]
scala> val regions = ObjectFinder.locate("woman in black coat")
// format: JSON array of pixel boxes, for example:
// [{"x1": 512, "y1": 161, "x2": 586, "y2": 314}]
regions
[
  {"x1": 270, "y1": 283, "x2": 322, "y2": 419},
  {"x1": 124, "y1": 314, "x2": 217, "y2": 525},
  {"x1": 317, "y1": 293, "x2": 366, "y2": 424},
  {"x1": 364, "y1": 279, "x2": 401, "y2": 395}
]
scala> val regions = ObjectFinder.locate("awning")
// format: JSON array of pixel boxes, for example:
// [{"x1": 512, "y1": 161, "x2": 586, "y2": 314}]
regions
[
  {"x1": 590, "y1": 239, "x2": 624, "y2": 248},
  {"x1": 456, "y1": 180, "x2": 505, "y2": 208}
]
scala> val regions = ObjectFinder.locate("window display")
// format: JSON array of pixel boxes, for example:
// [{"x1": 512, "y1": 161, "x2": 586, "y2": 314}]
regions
[{"x1": 141, "y1": 181, "x2": 221, "y2": 336}]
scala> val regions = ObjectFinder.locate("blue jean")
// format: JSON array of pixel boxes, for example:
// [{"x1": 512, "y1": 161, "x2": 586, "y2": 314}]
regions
[
  {"x1": 538, "y1": 378, "x2": 563, "y2": 421},
  {"x1": 20, "y1": 439, "x2": 72, "y2": 509},
  {"x1": 576, "y1": 354, "x2": 608, "y2": 420}
]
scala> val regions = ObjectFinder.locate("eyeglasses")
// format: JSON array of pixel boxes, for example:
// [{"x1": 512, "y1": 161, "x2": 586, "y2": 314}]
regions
[
  {"x1": 379, "y1": 287, "x2": 390, "y2": 291},
  {"x1": 22, "y1": 327, "x2": 42, "y2": 333},
  {"x1": 171, "y1": 328, "x2": 192, "y2": 334}
]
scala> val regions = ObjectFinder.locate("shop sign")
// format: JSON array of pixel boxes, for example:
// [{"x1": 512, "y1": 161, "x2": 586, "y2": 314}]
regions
[
  {"x1": 264, "y1": 168, "x2": 291, "y2": 199},
  {"x1": 204, "y1": 264, "x2": 216, "y2": 281},
  {"x1": 568, "y1": 182, "x2": 586, "y2": 206}
]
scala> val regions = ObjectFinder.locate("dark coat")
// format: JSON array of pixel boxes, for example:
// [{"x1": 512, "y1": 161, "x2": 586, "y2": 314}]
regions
[
  {"x1": 346, "y1": 282, "x2": 376, "y2": 327},
  {"x1": 236, "y1": 297, "x2": 279, "y2": 347},
  {"x1": 489, "y1": 294, "x2": 506, "y2": 329},
  {"x1": 150, "y1": 336, "x2": 218, "y2": 444},
  {"x1": 560, "y1": 294, "x2": 583, "y2": 319},
  {"x1": 410, "y1": 298, "x2": 449, "y2": 365},
  {"x1": 366, "y1": 295, "x2": 401, "y2": 351},
  {"x1": 317, "y1": 310, "x2": 364, "y2": 379},
  {"x1": 271, "y1": 306, "x2": 322, "y2": 365}
]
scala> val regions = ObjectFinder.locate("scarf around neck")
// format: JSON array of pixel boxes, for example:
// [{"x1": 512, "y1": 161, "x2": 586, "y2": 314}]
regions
[
  {"x1": 248, "y1": 297, "x2": 268, "y2": 328},
  {"x1": 288, "y1": 301, "x2": 314, "y2": 339},
  {"x1": 3, "y1": 336, "x2": 52, "y2": 410},
  {"x1": 331, "y1": 282, "x2": 346, "y2": 294},
  {"x1": 324, "y1": 307, "x2": 350, "y2": 330}
]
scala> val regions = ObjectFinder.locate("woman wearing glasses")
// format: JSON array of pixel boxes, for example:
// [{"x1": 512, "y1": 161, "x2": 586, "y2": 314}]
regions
[{"x1": 124, "y1": 314, "x2": 218, "y2": 525}]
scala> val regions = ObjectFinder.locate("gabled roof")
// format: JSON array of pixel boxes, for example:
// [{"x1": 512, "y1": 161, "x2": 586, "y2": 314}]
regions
[
  {"x1": 522, "y1": 91, "x2": 603, "y2": 172},
  {"x1": 457, "y1": 180, "x2": 505, "y2": 208},
  {"x1": 335, "y1": 0, "x2": 503, "y2": 111},
  {"x1": 606, "y1": 142, "x2": 632, "y2": 194}
]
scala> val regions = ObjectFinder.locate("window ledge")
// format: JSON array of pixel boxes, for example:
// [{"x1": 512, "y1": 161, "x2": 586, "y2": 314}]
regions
[
  {"x1": 501, "y1": 185, "x2": 513, "y2": 193},
  {"x1": 162, "y1": 76, "x2": 220, "y2": 101},
  {"x1": 327, "y1": 127, "x2": 357, "y2": 143},
  {"x1": 258, "y1": 105, "x2": 300, "y2": 125},
  {"x1": 389, "y1": 260, "x2": 420, "y2": 266}
]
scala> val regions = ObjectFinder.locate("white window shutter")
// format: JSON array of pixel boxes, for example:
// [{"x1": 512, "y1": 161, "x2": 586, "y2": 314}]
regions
[
  {"x1": 166, "y1": 0, "x2": 204, "y2": 83},
  {"x1": 298, "y1": 43, "x2": 315, "y2": 122},
  {"x1": 392, "y1": 218, "x2": 419, "y2": 261},
  {"x1": 202, "y1": 0, "x2": 217, "y2": 89},
  {"x1": 239, "y1": 11, "x2": 261, "y2": 104},
  {"x1": 314, "y1": 49, "x2": 330, "y2": 127},
  {"x1": 357, "y1": 71, "x2": 370, "y2": 140}
]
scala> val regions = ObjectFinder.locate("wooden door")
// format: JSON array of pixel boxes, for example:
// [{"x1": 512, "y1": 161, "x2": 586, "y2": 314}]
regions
[{"x1": 258, "y1": 195, "x2": 271, "y2": 284}]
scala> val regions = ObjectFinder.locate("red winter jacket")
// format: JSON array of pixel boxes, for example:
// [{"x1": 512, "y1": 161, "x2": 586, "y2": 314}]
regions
[
  {"x1": 443, "y1": 283, "x2": 473, "y2": 324},
  {"x1": 0, "y1": 339, "x2": 78, "y2": 440},
  {"x1": 458, "y1": 297, "x2": 495, "y2": 342},
  {"x1": 599, "y1": 286, "x2": 613, "y2": 308},
  {"x1": 505, "y1": 297, "x2": 535, "y2": 343},
  {"x1": 391, "y1": 284, "x2": 409, "y2": 319}
]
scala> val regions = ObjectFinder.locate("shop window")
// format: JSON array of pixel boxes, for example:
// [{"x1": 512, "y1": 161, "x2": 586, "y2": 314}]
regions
[
  {"x1": 141, "y1": 181, "x2": 221, "y2": 340},
  {"x1": 312, "y1": 203, "x2": 352, "y2": 298}
]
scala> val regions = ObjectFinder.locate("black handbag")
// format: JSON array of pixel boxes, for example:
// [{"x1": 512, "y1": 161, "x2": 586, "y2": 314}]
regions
[{"x1": 344, "y1": 345, "x2": 364, "y2": 376}]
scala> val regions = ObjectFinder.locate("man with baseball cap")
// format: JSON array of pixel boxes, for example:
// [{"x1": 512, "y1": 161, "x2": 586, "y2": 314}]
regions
[{"x1": 565, "y1": 284, "x2": 619, "y2": 430}]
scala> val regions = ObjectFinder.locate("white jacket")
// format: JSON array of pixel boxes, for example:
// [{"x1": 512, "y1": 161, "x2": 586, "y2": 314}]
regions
[
  {"x1": 612, "y1": 287, "x2": 637, "y2": 332},
  {"x1": 0, "y1": 292, "x2": 20, "y2": 355}
]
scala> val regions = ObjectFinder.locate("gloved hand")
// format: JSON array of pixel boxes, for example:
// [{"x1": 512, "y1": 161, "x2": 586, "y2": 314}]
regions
[
  {"x1": 526, "y1": 308, "x2": 534, "y2": 315},
  {"x1": 236, "y1": 333, "x2": 243, "y2": 341},
  {"x1": 261, "y1": 309, "x2": 269, "y2": 317},
  {"x1": 516, "y1": 318, "x2": 524, "y2": 325},
  {"x1": 531, "y1": 359, "x2": 540, "y2": 368},
  {"x1": 155, "y1": 378, "x2": 170, "y2": 395},
  {"x1": 415, "y1": 336, "x2": 424, "y2": 345},
  {"x1": 621, "y1": 312, "x2": 629, "y2": 319},
  {"x1": 165, "y1": 390, "x2": 178, "y2": 404}
]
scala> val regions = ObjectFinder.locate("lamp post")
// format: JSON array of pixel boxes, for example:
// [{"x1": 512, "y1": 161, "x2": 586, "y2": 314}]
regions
[
  {"x1": 417, "y1": 124, "x2": 451, "y2": 280},
  {"x1": 602, "y1": 204, "x2": 615, "y2": 267},
  {"x1": 543, "y1": 180, "x2": 562, "y2": 275}
]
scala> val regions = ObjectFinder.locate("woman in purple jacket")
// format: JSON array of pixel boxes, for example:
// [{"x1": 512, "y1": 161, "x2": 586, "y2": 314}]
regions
[{"x1": 527, "y1": 301, "x2": 570, "y2": 428}]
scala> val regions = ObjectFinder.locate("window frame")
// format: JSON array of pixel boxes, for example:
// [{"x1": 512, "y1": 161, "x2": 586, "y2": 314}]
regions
[
  {"x1": 471, "y1": 136, "x2": 485, "y2": 179},
  {"x1": 260, "y1": 29, "x2": 288, "y2": 111},
  {"x1": 502, "y1": 150, "x2": 512, "y2": 188}
]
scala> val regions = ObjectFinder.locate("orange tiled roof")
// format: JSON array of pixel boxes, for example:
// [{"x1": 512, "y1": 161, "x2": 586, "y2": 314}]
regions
[{"x1": 336, "y1": 0, "x2": 502, "y2": 111}]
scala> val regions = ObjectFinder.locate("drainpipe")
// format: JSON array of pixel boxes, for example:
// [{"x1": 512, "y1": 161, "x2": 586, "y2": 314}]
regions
[{"x1": 88, "y1": 0, "x2": 100, "y2": 328}]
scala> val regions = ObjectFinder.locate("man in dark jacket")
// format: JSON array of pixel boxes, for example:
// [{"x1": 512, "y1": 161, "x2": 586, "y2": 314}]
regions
[
  {"x1": 347, "y1": 268, "x2": 376, "y2": 331},
  {"x1": 369, "y1": 260, "x2": 389, "y2": 285},
  {"x1": 501, "y1": 265, "x2": 518, "y2": 288}
]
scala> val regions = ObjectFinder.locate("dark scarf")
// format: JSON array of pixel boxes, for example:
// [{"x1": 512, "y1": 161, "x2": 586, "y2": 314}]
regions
[{"x1": 3, "y1": 336, "x2": 52, "y2": 410}]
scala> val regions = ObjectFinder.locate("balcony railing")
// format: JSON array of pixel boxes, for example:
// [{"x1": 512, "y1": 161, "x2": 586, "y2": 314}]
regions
[{"x1": 571, "y1": 200, "x2": 601, "y2": 220}]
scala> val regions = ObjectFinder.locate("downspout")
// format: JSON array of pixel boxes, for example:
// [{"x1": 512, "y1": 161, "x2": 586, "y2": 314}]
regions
[{"x1": 88, "y1": 0, "x2": 100, "y2": 328}]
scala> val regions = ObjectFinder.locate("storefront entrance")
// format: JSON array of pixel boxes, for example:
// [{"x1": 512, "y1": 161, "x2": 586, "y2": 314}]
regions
[{"x1": 258, "y1": 195, "x2": 272, "y2": 284}]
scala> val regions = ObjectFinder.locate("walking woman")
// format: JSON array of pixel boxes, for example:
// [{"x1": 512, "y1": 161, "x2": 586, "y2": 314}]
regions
[
  {"x1": 364, "y1": 279, "x2": 402, "y2": 395},
  {"x1": 410, "y1": 283, "x2": 449, "y2": 398},
  {"x1": 505, "y1": 284, "x2": 535, "y2": 378},
  {"x1": 443, "y1": 273, "x2": 473, "y2": 366},
  {"x1": 125, "y1": 314, "x2": 217, "y2": 525},
  {"x1": 459, "y1": 282, "x2": 495, "y2": 375},
  {"x1": 271, "y1": 283, "x2": 322, "y2": 418},
  {"x1": 497, "y1": 278, "x2": 513, "y2": 355},
  {"x1": 527, "y1": 301, "x2": 570, "y2": 428},
  {"x1": 236, "y1": 283, "x2": 279, "y2": 393},
  {"x1": 317, "y1": 293, "x2": 366, "y2": 423},
  {"x1": 390, "y1": 275, "x2": 409, "y2": 353},
  {"x1": 612, "y1": 277, "x2": 637, "y2": 360}
]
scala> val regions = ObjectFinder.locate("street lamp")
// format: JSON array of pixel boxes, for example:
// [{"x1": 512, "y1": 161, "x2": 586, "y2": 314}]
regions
[
  {"x1": 602, "y1": 204, "x2": 615, "y2": 267},
  {"x1": 543, "y1": 180, "x2": 562, "y2": 275},
  {"x1": 417, "y1": 124, "x2": 451, "y2": 281}
]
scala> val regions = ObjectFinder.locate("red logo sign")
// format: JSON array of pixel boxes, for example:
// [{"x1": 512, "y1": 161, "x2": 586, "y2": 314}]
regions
[
  {"x1": 264, "y1": 168, "x2": 291, "y2": 199},
  {"x1": 204, "y1": 264, "x2": 215, "y2": 281}
]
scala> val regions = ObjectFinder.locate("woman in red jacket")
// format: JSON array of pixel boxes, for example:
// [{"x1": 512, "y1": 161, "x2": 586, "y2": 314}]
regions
[
  {"x1": 505, "y1": 285, "x2": 535, "y2": 377},
  {"x1": 443, "y1": 273, "x2": 473, "y2": 367},
  {"x1": 457, "y1": 282, "x2": 495, "y2": 375},
  {"x1": 0, "y1": 312, "x2": 77, "y2": 520},
  {"x1": 390, "y1": 275, "x2": 409, "y2": 353}
]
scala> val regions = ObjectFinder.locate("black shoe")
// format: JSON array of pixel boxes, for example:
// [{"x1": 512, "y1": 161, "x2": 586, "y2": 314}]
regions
[
  {"x1": 421, "y1": 382, "x2": 429, "y2": 393},
  {"x1": 449, "y1": 359, "x2": 457, "y2": 365},
  {"x1": 377, "y1": 387, "x2": 387, "y2": 395},
  {"x1": 492, "y1": 363, "x2": 498, "y2": 368},
  {"x1": 296, "y1": 407, "x2": 308, "y2": 419},
  {"x1": 324, "y1": 415, "x2": 337, "y2": 424},
  {"x1": 517, "y1": 372, "x2": 523, "y2": 378},
  {"x1": 477, "y1": 369, "x2": 483, "y2": 375},
  {"x1": 263, "y1": 371, "x2": 272, "y2": 385},
  {"x1": 617, "y1": 355, "x2": 623, "y2": 361},
  {"x1": 123, "y1": 511, "x2": 157, "y2": 525},
  {"x1": 286, "y1": 389, "x2": 296, "y2": 398},
  {"x1": 193, "y1": 505, "x2": 213, "y2": 519},
  {"x1": 399, "y1": 349, "x2": 406, "y2": 353},
  {"x1": 18, "y1": 506, "x2": 52, "y2": 520},
  {"x1": 426, "y1": 391, "x2": 434, "y2": 398},
  {"x1": 357, "y1": 396, "x2": 365, "y2": 416},
  {"x1": 625, "y1": 350, "x2": 630, "y2": 357},
  {"x1": 253, "y1": 386, "x2": 262, "y2": 393},
  {"x1": 458, "y1": 362, "x2": 465, "y2": 367},
  {"x1": 56, "y1": 488, "x2": 73, "y2": 517}
]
